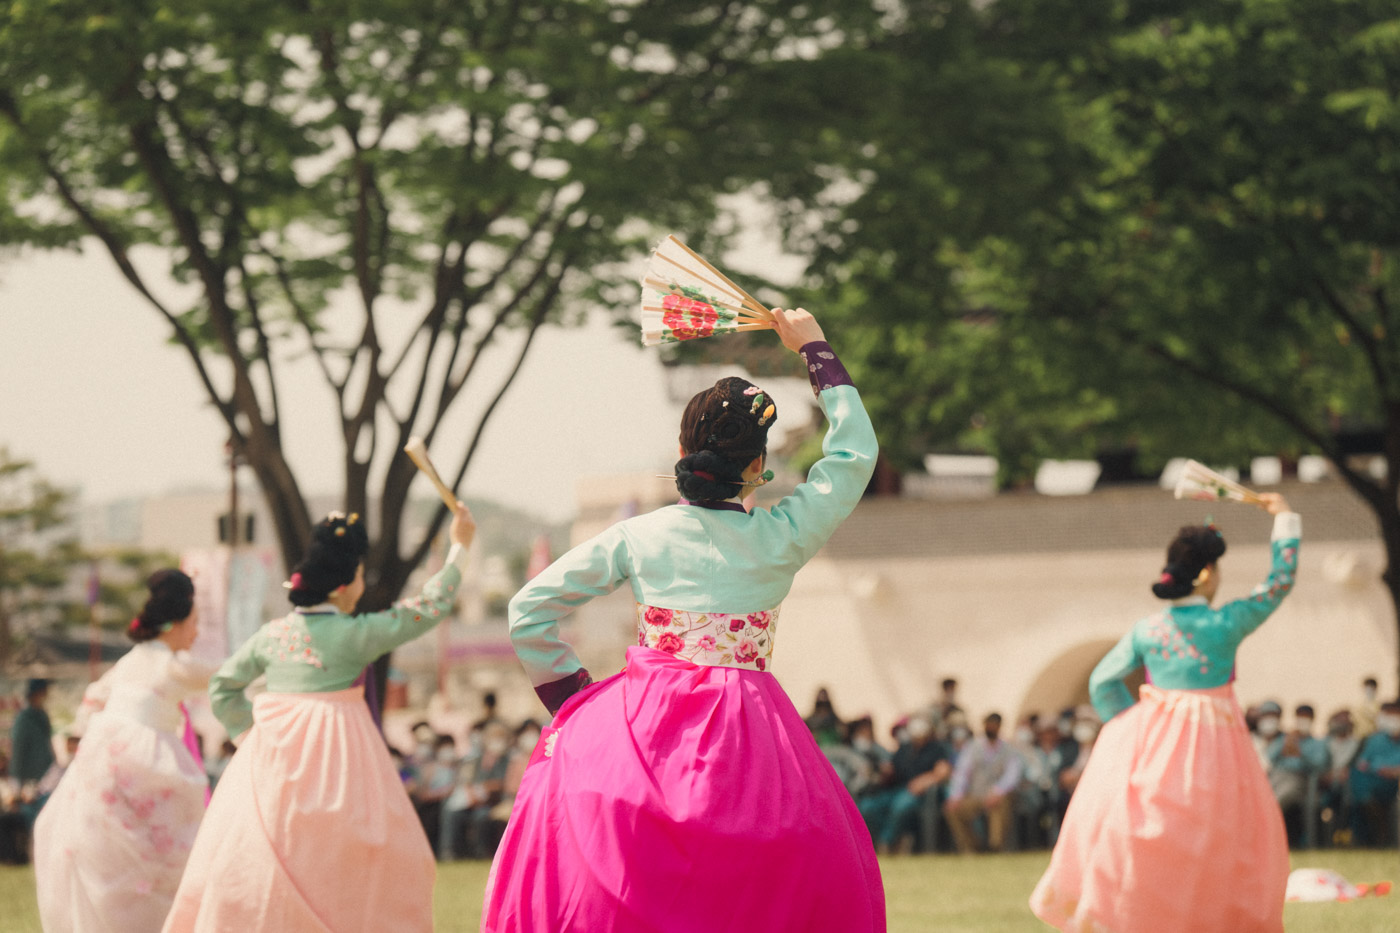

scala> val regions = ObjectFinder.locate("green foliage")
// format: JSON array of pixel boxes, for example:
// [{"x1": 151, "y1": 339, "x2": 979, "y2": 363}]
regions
[
  {"x1": 772, "y1": 1, "x2": 1400, "y2": 493},
  {"x1": 0, "y1": 0, "x2": 888, "y2": 601},
  {"x1": 0, "y1": 448, "x2": 177, "y2": 666}
]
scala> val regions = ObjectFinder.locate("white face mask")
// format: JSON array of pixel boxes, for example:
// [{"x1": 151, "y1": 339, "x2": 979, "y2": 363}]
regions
[
  {"x1": 485, "y1": 739, "x2": 509, "y2": 756},
  {"x1": 1364, "y1": 686, "x2": 1379, "y2": 703},
  {"x1": 518, "y1": 732, "x2": 541, "y2": 751},
  {"x1": 892, "y1": 728, "x2": 908, "y2": 745},
  {"x1": 1257, "y1": 717, "x2": 1280, "y2": 737},
  {"x1": 907, "y1": 720, "x2": 932, "y2": 742},
  {"x1": 416, "y1": 742, "x2": 433, "y2": 758},
  {"x1": 1014, "y1": 727, "x2": 1034, "y2": 745},
  {"x1": 950, "y1": 727, "x2": 971, "y2": 743},
  {"x1": 1073, "y1": 723, "x2": 1098, "y2": 744},
  {"x1": 853, "y1": 736, "x2": 874, "y2": 752},
  {"x1": 435, "y1": 748, "x2": 456, "y2": 764},
  {"x1": 1295, "y1": 718, "x2": 1314, "y2": 734},
  {"x1": 1377, "y1": 714, "x2": 1400, "y2": 737},
  {"x1": 1057, "y1": 719, "x2": 1073, "y2": 736}
]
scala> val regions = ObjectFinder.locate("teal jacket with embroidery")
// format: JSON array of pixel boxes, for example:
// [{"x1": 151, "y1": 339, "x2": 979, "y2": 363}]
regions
[
  {"x1": 209, "y1": 544, "x2": 468, "y2": 737},
  {"x1": 1089, "y1": 512, "x2": 1301, "y2": 722},
  {"x1": 509, "y1": 370, "x2": 877, "y2": 709}
]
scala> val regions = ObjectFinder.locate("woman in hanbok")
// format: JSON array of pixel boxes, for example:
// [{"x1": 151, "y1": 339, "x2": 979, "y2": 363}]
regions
[
  {"x1": 34, "y1": 569, "x2": 212, "y2": 933},
  {"x1": 163, "y1": 505, "x2": 475, "y2": 933},
  {"x1": 1030, "y1": 494, "x2": 1300, "y2": 933},
  {"x1": 482, "y1": 308, "x2": 885, "y2": 932}
]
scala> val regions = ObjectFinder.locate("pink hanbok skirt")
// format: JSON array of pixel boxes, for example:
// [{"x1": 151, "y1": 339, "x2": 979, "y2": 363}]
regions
[
  {"x1": 481, "y1": 646, "x2": 886, "y2": 932},
  {"x1": 34, "y1": 710, "x2": 208, "y2": 933},
  {"x1": 162, "y1": 686, "x2": 434, "y2": 933},
  {"x1": 1030, "y1": 683, "x2": 1287, "y2": 933}
]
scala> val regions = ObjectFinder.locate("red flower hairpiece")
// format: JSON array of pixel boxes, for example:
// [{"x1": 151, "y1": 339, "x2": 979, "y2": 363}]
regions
[
  {"x1": 128, "y1": 617, "x2": 141, "y2": 633},
  {"x1": 1158, "y1": 572, "x2": 1174, "y2": 584},
  {"x1": 289, "y1": 572, "x2": 304, "y2": 590}
]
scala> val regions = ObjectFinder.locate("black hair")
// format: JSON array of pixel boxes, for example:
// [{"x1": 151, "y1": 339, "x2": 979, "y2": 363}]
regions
[
  {"x1": 675, "y1": 376, "x2": 776, "y2": 501},
  {"x1": 287, "y1": 512, "x2": 369, "y2": 607},
  {"x1": 1151, "y1": 525, "x2": 1227, "y2": 599},
  {"x1": 129, "y1": 569, "x2": 195, "y2": 643}
]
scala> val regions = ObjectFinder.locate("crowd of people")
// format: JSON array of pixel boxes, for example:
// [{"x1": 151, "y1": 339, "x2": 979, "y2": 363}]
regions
[
  {"x1": 390, "y1": 694, "x2": 543, "y2": 861},
  {"x1": 806, "y1": 676, "x2": 1400, "y2": 855}
]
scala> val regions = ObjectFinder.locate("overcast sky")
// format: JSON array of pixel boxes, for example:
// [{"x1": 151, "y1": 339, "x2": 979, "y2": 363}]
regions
[{"x1": 0, "y1": 235, "x2": 806, "y2": 524}]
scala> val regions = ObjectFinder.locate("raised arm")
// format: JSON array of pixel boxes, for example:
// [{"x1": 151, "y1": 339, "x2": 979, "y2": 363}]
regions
[
  {"x1": 1221, "y1": 496, "x2": 1301, "y2": 641},
  {"x1": 762, "y1": 310, "x2": 878, "y2": 562},
  {"x1": 508, "y1": 524, "x2": 631, "y2": 714},
  {"x1": 341, "y1": 503, "x2": 476, "y2": 664},
  {"x1": 1089, "y1": 627, "x2": 1145, "y2": 722}
]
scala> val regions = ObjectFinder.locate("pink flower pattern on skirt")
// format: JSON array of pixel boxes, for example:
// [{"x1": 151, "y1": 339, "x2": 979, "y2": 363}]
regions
[{"x1": 634, "y1": 603, "x2": 779, "y2": 672}]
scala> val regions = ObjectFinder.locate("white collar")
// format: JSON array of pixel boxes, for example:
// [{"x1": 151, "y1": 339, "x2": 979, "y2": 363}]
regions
[
  {"x1": 1171, "y1": 595, "x2": 1210, "y2": 608},
  {"x1": 294, "y1": 603, "x2": 341, "y2": 615}
]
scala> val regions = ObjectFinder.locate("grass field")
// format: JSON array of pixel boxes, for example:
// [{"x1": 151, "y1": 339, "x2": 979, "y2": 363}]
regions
[{"x1": 2, "y1": 850, "x2": 1396, "y2": 931}]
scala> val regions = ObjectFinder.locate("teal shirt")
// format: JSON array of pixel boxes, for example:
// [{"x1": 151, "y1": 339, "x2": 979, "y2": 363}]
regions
[
  {"x1": 210, "y1": 544, "x2": 468, "y2": 737},
  {"x1": 10, "y1": 706, "x2": 54, "y2": 783},
  {"x1": 1090, "y1": 513, "x2": 1302, "y2": 722},
  {"x1": 509, "y1": 382, "x2": 878, "y2": 689}
]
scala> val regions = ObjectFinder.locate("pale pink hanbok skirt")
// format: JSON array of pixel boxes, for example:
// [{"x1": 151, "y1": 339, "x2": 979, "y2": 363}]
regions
[
  {"x1": 1030, "y1": 683, "x2": 1287, "y2": 933},
  {"x1": 481, "y1": 646, "x2": 886, "y2": 932},
  {"x1": 162, "y1": 686, "x2": 434, "y2": 933},
  {"x1": 34, "y1": 709, "x2": 208, "y2": 933}
]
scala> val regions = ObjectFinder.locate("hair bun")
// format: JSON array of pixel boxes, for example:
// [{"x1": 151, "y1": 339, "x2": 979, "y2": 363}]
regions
[
  {"x1": 287, "y1": 512, "x2": 370, "y2": 607},
  {"x1": 675, "y1": 377, "x2": 776, "y2": 501},
  {"x1": 1151, "y1": 526, "x2": 1228, "y2": 600},
  {"x1": 131, "y1": 569, "x2": 195, "y2": 642},
  {"x1": 675, "y1": 450, "x2": 745, "y2": 501}
]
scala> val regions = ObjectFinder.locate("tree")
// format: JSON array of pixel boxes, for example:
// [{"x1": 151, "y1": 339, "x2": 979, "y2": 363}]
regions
[
  {"x1": 773, "y1": 0, "x2": 1400, "y2": 678},
  {"x1": 0, "y1": 448, "x2": 173, "y2": 667},
  {"x1": 0, "y1": 0, "x2": 878, "y2": 609}
]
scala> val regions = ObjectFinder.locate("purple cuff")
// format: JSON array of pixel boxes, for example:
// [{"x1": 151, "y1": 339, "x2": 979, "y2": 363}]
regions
[
  {"x1": 534, "y1": 668, "x2": 593, "y2": 715},
  {"x1": 798, "y1": 341, "x2": 854, "y2": 396}
]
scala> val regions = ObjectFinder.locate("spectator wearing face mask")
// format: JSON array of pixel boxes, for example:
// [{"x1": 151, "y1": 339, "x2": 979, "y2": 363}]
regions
[
  {"x1": 413, "y1": 734, "x2": 460, "y2": 852},
  {"x1": 1348, "y1": 701, "x2": 1400, "y2": 846},
  {"x1": 944, "y1": 713, "x2": 1023, "y2": 854},
  {"x1": 1252, "y1": 700, "x2": 1284, "y2": 772},
  {"x1": 1319, "y1": 710, "x2": 1360, "y2": 843},
  {"x1": 1058, "y1": 712, "x2": 1101, "y2": 802},
  {"x1": 857, "y1": 711, "x2": 951, "y2": 854},
  {"x1": 1267, "y1": 704, "x2": 1330, "y2": 846},
  {"x1": 827, "y1": 717, "x2": 890, "y2": 799},
  {"x1": 440, "y1": 721, "x2": 514, "y2": 860}
]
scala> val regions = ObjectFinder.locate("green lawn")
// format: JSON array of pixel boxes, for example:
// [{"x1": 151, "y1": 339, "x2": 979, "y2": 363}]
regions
[{"x1": 3, "y1": 850, "x2": 1396, "y2": 931}]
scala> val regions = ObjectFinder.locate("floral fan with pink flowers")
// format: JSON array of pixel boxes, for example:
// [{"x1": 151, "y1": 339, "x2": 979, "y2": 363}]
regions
[{"x1": 639, "y1": 235, "x2": 776, "y2": 346}]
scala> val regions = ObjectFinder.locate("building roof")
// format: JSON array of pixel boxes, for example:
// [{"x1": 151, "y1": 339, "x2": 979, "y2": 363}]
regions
[{"x1": 822, "y1": 479, "x2": 1377, "y2": 560}]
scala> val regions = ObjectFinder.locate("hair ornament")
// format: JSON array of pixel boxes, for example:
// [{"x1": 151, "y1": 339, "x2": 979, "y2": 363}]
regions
[
  {"x1": 759, "y1": 404, "x2": 775, "y2": 426},
  {"x1": 335, "y1": 527, "x2": 346, "y2": 537},
  {"x1": 743, "y1": 386, "x2": 761, "y2": 396},
  {"x1": 1158, "y1": 571, "x2": 1174, "y2": 584},
  {"x1": 722, "y1": 400, "x2": 729, "y2": 407},
  {"x1": 128, "y1": 617, "x2": 141, "y2": 634},
  {"x1": 750, "y1": 393, "x2": 765, "y2": 414},
  {"x1": 348, "y1": 513, "x2": 360, "y2": 525}
]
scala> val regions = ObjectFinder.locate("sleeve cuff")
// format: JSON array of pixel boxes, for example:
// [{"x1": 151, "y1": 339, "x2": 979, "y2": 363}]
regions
[
  {"x1": 798, "y1": 341, "x2": 854, "y2": 396},
  {"x1": 534, "y1": 668, "x2": 593, "y2": 715},
  {"x1": 1271, "y1": 512, "x2": 1302, "y2": 541},
  {"x1": 446, "y1": 542, "x2": 470, "y2": 573}
]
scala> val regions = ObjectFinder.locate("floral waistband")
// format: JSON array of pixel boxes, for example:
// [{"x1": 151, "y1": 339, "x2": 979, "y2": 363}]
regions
[{"x1": 636, "y1": 604, "x2": 779, "y2": 673}]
